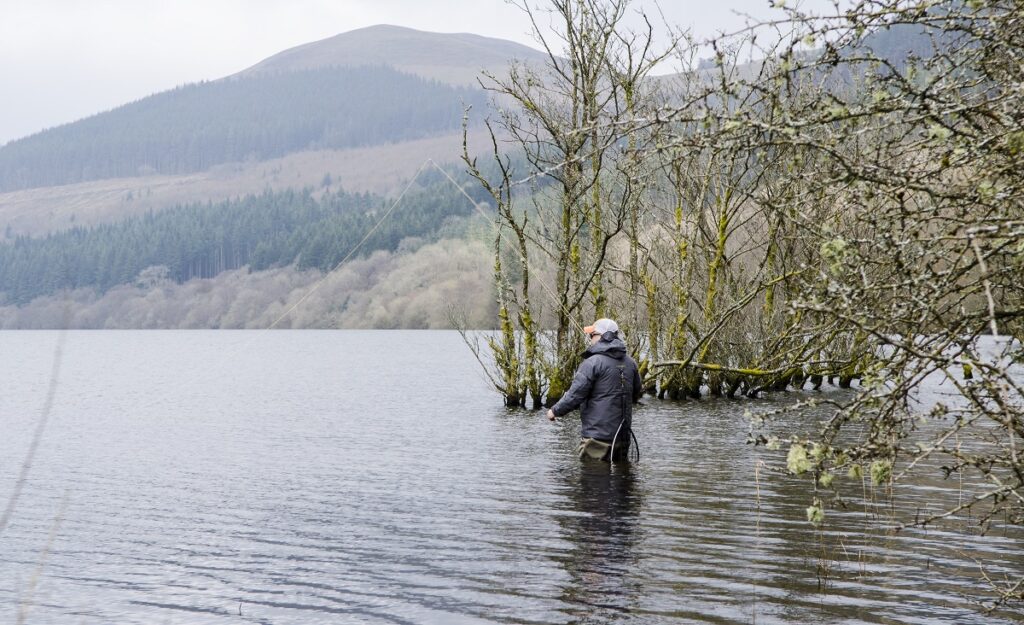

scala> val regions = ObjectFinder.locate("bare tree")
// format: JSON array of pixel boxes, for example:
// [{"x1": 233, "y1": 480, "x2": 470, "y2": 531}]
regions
[{"x1": 692, "y1": 0, "x2": 1024, "y2": 607}]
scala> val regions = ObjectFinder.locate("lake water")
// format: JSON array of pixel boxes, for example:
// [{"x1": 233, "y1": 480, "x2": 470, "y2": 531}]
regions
[{"x1": 1, "y1": 330, "x2": 1022, "y2": 624}]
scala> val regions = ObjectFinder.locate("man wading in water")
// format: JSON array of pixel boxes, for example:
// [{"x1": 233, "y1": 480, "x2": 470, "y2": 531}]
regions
[{"x1": 546, "y1": 318, "x2": 643, "y2": 461}]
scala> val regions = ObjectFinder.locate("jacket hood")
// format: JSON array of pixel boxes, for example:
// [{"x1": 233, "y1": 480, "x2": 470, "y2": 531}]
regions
[{"x1": 584, "y1": 336, "x2": 627, "y2": 360}]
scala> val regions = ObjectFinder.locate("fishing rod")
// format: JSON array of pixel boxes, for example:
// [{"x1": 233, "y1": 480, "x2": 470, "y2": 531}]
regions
[
  {"x1": 424, "y1": 158, "x2": 588, "y2": 335},
  {"x1": 261, "y1": 156, "x2": 586, "y2": 335},
  {"x1": 261, "y1": 159, "x2": 436, "y2": 332},
  {"x1": 431, "y1": 159, "x2": 643, "y2": 463},
  {"x1": 261, "y1": 157, "x2": 641, "y2": 462}
]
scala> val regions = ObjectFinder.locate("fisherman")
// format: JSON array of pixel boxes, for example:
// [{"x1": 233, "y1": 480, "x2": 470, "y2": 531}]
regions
[{"x1": 546, "y1": 318, "x2": 643, "y2": 461}]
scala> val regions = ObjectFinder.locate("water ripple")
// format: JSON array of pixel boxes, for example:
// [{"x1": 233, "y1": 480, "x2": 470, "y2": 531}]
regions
[{"x1": 0, "y1": 330, "x2": 1021, "y2": 624}]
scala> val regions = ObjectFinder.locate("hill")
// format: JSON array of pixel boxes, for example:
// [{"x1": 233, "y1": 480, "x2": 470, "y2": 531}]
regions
[
  {"x1": 0, "y1": 132, "x2": 485, "y2": 239},
  {"x1": 0, "y1": 18, "x2": 947, "y2": 329},
  {"x1": 0, "y1": 175, "x2": 488, "y2": 306},
  {"x1": 0, "y1": 25, "x2": 548, "y2": 195},
  {"x1": 0, "y1": 24, "x2": 538, "y2": 327},
  {"x1": 0, "y1": 65, "x2": 485, "y2": 192},
  {"x1": 238, "y1": 24, "x2": 549, "y2": 86}
]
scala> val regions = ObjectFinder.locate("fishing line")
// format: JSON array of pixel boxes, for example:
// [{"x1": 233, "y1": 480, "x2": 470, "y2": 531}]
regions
[
  {"x1": 0, "y1": 313, "x2": 69, "y2": 537},
  {"x1": 262, "y1": 159, "x2": 434, "y2": 331},
  {"x1": 434, "y1": 158, "x2": 641, "y2": 461},
  {"x1": 251, "y1": 156, "x2": 642, "y2": 461},
  {"x1": 425, "y1": 158, "x2": 587, "y2": 335},
  {"x1": 260, "y1": 156, "x2": 584, "y2": 334}
]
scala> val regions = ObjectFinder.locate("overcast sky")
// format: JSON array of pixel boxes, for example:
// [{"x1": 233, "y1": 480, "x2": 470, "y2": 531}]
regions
[{"x1": 0, "y1": 0, "x2": 838, "y2": 145}]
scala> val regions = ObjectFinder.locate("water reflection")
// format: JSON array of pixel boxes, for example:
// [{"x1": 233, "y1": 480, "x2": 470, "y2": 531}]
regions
[{"x1": 557, "y1": 461, "x2": 642, "y2": 624}]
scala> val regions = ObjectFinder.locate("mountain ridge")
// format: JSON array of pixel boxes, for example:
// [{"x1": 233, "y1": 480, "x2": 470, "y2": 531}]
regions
[
  {"x1": 0, "y1": 64, "x2": 484, "y2": 193},
  {"x1": 236, "y1": 24, "x2": 549, "y2": 86},
  {"x1": 0, "y1": 25, "x2": 550, "y2": 194}
]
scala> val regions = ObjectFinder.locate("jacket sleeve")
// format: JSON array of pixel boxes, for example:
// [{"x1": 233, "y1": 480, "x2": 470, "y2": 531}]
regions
[
  {"x1": 632, "y1": 359, "x2": 643, "y2": 403},
  {"x1": 551, "y1": 360, "x2": 596, "y2": 417}
]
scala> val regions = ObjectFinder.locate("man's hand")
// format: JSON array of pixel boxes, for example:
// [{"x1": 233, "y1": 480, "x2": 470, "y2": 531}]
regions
[{"x1": 547, "y1": 409, "x2": 556, "y2": 421}]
